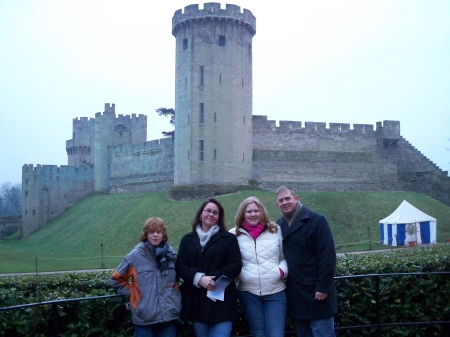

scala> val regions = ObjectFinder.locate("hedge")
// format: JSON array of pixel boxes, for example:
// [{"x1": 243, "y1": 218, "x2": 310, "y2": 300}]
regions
[{"x1": 1, "y1": 244, "x2": 450, "y2": 337}]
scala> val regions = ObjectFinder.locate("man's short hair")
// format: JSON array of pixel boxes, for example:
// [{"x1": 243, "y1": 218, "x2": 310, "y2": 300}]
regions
[{"x1": 276, "y1": 185, "x2": 296, "y2": 197}]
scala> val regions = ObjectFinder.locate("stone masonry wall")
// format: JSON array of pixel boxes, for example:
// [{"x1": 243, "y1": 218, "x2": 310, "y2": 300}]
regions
[
  {"x1": 251, "y1": 116, "x2": 450, "y2": 204},
  {"x1": 21, "y1": 164, "x2": 94, "y2": 237},
  {"x1": 109, "y1": 138, "x2": 174, "y2": 194}
]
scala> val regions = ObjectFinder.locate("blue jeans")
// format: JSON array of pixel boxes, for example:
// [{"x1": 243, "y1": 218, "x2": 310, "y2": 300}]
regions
[
  {"x1": 294, "y1": 317, "x2": 335, "y2": 337},
  {"x1": 134, "y1": 321, "x2": 177, "y2": 337},
  {"x1": 192, "y1": 320, "x2": 233, "y2": 337},
  {"x1": 238, "y1": 290, "x2": 287, "y2": 337}
]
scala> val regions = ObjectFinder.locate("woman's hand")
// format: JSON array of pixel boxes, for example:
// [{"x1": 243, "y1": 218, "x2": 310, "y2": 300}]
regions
[{"x1": 199, "y1": 275, "x2": 216, "y2": 290}]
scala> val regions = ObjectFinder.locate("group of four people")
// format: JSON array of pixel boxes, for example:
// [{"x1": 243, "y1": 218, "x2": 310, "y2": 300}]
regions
[{"x1": 110, "y1": 186, "x2": 337, "y2": 337}]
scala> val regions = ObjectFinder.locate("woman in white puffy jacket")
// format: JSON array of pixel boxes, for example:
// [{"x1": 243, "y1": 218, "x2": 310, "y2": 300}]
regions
[{"x1": 229, "y1": 196, "x2": 288, "y2": 337}]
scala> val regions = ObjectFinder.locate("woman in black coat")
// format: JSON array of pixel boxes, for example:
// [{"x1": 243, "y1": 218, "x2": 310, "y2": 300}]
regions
[{"x1": 176, "y1": 198, "x2": 242, "y2": 337}]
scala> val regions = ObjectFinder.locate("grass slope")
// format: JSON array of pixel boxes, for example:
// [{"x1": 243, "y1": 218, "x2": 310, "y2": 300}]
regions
[{"x1": 1, "y1": 190, "x2": 449, "y2": 273}]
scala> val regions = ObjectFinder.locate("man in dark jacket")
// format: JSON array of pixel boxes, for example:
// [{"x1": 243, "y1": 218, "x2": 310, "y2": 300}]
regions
[{"x1": 276, "y1": 186, "x2": 337, "y2": 337}]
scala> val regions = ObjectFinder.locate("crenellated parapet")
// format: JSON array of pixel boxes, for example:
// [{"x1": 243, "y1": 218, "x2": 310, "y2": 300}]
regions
[
  {"x1": 111, "y1": 138, "x2": 174, "y2": 156},
  {"x1": 22, "y1": 163, "x2": 94, "y2": 178},
  {"x1": 252, "y1": 115, "x2": 378, "y2": 137},
  {"x1": 116, "y1": 113, "x2": 147, "y2": 122},
  {"x1": 172, "y1": 3, "x2": 256, "y2": 36}
]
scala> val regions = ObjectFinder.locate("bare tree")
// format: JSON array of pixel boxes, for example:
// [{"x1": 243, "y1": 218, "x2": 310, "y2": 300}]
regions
[{"x1": 1, "y1": 182, "x2": 22, "y2": 216}]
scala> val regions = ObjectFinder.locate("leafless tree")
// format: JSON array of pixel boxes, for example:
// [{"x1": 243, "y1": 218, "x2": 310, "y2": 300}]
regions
[{"x1": 1, "y1": 182, "x2": 21, "y2": 216}]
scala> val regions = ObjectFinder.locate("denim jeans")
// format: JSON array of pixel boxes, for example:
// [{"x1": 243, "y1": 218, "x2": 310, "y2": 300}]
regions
[
  {"x1": 294, "y1": 317, "x2": 335, "y2": 337},
  {"x1": 192, "y1": 320, "x2": 233, "y2": 337},
  {"x1": 238, "y1": 290, "x2": 287, "y2": 337},
  {"x1": 134, "y1": 321, "x2": 177, "y2": 337}
]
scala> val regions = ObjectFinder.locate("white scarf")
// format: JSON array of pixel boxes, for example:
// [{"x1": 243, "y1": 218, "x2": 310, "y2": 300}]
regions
[{"x1": 196, "y1": 224, "x2": 220, "y2": 249}]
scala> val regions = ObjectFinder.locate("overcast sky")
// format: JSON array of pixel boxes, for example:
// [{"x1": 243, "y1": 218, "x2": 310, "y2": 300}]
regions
[{"x1": 1, "y1": 0, "x2": 449, "y2": 185}]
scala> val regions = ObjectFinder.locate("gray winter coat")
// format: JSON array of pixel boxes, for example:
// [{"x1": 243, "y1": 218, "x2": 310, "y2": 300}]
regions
[{"x1": 110, "y1": 241, "x2": 181, "y2": 326}]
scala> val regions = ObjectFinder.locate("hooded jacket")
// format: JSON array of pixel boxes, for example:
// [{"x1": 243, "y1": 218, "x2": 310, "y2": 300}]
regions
[
  {"x1": 229, "y1": 224, "x2": 288, "y2": 296},
  {"x1": 110, "y1": 241, "x2": 181, "y2": 326}
]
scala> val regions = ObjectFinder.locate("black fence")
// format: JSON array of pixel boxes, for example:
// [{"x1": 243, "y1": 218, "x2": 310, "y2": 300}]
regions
[{"x1": 1, "y1": 272, "x2": 450, "y2": 337}]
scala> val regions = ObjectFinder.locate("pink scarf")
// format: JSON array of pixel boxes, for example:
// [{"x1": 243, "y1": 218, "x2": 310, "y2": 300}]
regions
[{"x1": 242, "y1": 221, "x2": 265, "y2": 240}]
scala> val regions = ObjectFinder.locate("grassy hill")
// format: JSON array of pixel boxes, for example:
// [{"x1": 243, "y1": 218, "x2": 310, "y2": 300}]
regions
[{"x1": 1, "y1": 190, "x2": 449, "y2": 273}]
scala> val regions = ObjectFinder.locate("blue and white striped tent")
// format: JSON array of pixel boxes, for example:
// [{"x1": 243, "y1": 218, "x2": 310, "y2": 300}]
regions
[{"x1": 379, "y1": 200, "x2": 437, "y2": 246}]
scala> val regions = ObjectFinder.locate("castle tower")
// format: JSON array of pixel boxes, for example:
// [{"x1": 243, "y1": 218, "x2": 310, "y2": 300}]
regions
[
  {"x1": 94, "y1": 103, "x2": 116, "y2": 192},
  {"x1": 172, "y1": 3, "x2": 256, "y2": 186},
  {"x1": 66, "y1": 117, "x2": 95, "y2": 167}
]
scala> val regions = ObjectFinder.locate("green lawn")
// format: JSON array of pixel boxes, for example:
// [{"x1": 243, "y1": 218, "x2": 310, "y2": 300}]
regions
[{"x1": 1, "y1": 190, "x2": 449, "y2": 273}]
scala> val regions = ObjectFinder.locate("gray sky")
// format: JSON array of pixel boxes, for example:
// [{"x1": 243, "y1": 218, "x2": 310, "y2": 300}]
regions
[{"x1": 1, "y1": 0, "x2": 449, "y2": 184}]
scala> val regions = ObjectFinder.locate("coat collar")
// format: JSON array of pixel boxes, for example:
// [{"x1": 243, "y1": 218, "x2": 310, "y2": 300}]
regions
[
  {"x1": 187, "y1": 229, "x2": 224, "y2": 253},
  {"x1": 280, "y1": 205, "x2": 312, "y2": 239}
]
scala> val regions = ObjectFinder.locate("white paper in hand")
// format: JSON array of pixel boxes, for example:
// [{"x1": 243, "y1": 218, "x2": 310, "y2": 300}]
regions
[{"x1": 207, "y1": 275, "x2": 233, "y2": 301}]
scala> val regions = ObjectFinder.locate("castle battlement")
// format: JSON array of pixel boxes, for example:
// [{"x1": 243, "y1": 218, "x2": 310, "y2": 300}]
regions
[
  {"x1": 172, "y1": 3, "x2": 256, "y2": 36},
  {"x1": 22, "y1": 164, "x2": 93, "y2": 177},
  {"x1": 253, "y1": 115, "x2": 395, "y2": 138},
  {"x1": 116, "y1": 114, "x2": 147, "y2": 122},
  {"x1": 73, "y1": 117, "x2": 95, "y2": 122},
  {"x1": 111, "y1": 138, "x2": 174, "y2": 155}
]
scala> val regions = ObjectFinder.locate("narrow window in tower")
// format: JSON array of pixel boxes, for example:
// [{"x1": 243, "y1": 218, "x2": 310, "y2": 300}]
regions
[
  {"x1": 243, "y1": 115, "x2": 246, "y2": 124},
  {"x1": 214, "y1": 112, "x2": 217, "y2": 123},
  {"x1": 199, "y1": 140, "x2": 204, "y2": 162},
  {"x1": 219, "y1": 35, "x2": 226, "y2": 46},
  {"x1": 25, "y1": 190, "x2": 28, "y2": 196},
  {"x1": 214, "y1": 149, "x2": 217, "y2": 159},
  {"x1": 188, "y1": 114, "x2": 190, "y2": 124},
  {"x1": 199, "y1": 103, "x2": 205, "y2": 124},
  {"x1": 219, "y1": 74, "x2": 222, "y2": 84},
  {"x1": 183, "y1": 38, "x2": 188, "y2": 50},
  {"x1": 243, "y1": 153, "x2": 245, "y2": 162},
  {"x1": 200, "y1": 66, "x2": 204, "y2": 86},
  {"x1": 188, "y1": 150, "x2": 190, "y2": 160},
  {"x1": 242, "y1": 79, "x2": 244, "y2": 86},
  {"x1": 25, "y1": 210, "x2": 27, "y2": 215},
  {"x1": 185, "y1": 77, "x2": 187, "y2": 86},
  {"x1": 33, "y1": 210, "x2": 36, "y2": 216}
]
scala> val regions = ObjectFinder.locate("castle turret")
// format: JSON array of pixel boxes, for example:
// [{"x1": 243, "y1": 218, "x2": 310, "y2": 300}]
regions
[
  {"x1": 66, "y1": 117, "x2": 95, "y2": 167},
  {"x1": 172, "y1": 3, "x2": 256, "y2": 186},
  {"x1": 94, "y1": 103, "x2": 116, "y2": 192}
]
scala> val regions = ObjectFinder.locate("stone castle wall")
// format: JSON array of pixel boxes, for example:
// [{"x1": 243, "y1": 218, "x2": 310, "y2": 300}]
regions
[
  {"x1": 109, "y1": 138, "x2": 174, "y2": 194},
  {"x1": 21, "y1": 164, "x2": 94, "y2": 237},
  {"x1": 251, "y1": 116, "x2": 450, "y2": 204},
  {"x1": 20, "y1": 111, "x2": 450, "y2": 238}
]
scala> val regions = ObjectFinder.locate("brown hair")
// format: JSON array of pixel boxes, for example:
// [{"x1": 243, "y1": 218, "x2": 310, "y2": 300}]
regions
[
  {"x1": 191, "y1": 198, "x2": 227, "y2": 232},
  {"x1": 234, "y1": 196, "x2": 277, "y2": 236},
  {"x1": 140, "y1": 217, "x2": 169, "y2": 242}
]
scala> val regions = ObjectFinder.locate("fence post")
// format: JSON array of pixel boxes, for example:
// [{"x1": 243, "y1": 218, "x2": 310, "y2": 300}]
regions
[
  {"x1": 51, "y1": 302, "x2": 59, "y2": 337},
  {"x1": 35, "y1": 257, "x2": 38, "y2": 275},
  {"x1": 375, "y1": 275, "x2": 381, "y2": 337},
  {"x1": 101, "y1": 242, "x2": 105, "y2": 269},
  {"x1": 367, "y1": 227, "x2": 372, "y2": 250}
]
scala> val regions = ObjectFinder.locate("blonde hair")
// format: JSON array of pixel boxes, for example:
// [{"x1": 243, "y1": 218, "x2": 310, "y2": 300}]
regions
[{"x1": 234, "y1": 196, "x2": 277, "y2": 236}]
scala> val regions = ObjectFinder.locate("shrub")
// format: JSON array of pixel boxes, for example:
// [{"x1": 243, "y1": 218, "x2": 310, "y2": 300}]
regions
[{"x1": 1, "y1": 245, "x2": 449, "y2": 336}]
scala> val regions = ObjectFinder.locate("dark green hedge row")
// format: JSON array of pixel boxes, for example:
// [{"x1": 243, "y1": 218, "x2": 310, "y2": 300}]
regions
[{"x1": 1, "y1": 244, "x2": 450, "y2": 337}]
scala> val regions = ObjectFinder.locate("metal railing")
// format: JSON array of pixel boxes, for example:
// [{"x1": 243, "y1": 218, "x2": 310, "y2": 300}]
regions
[
  {"x1": 1, "y1": 272, "x2": 450, "y2": 337},
  {"x1": 333, "y1": 271, "x2": 450, "y2": 336}
]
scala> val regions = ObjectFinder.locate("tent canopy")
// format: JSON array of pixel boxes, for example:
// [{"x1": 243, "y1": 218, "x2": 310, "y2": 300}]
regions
[
  {"x1": 379, "y1": 200, "x2": 437, "y2": 246},
  {"x1": 379, "y1": 200, "x2": 436, "y2": 224}
]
